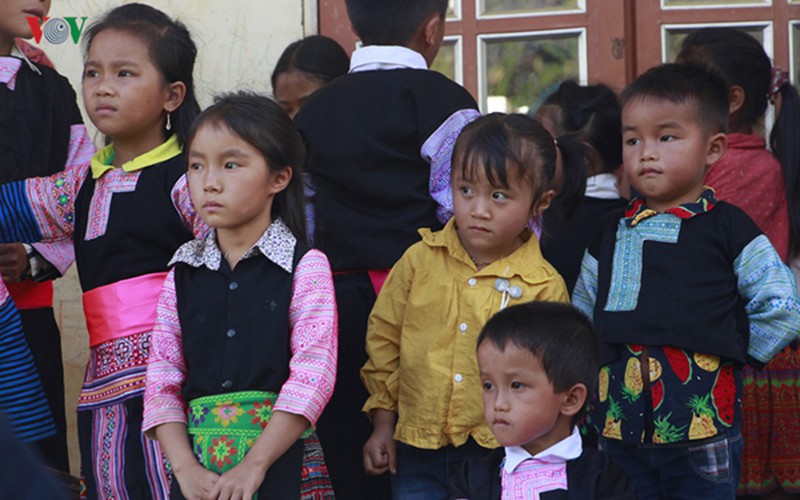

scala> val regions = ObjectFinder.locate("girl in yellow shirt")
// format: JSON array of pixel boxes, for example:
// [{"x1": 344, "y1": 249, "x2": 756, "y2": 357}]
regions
[{"x1": 361, "y1": 113, "x2": 587, "y2": 499}]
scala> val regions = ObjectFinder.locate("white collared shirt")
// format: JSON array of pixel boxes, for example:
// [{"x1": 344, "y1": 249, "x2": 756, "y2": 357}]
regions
[
  {"x1": 503, "y1": 427, "x2": 583, "y2": 473},
  {"x1": 585, "y1": 173, "x2": 621, "y2": 200},
  {"x1": 349, "y1": 45, "x2": 428, "y2": 73}
]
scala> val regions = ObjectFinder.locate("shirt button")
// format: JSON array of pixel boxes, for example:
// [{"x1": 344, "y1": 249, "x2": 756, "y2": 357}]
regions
[
  {"x1": 459, "y1": 323, "x2": 468, "y2": 333},
  {"x1": 468, "y1": 278, "x2": 477, "y2": 287},
  {"x1": 229, "y1": 281, "x2": 239, "y2": 291},
  {"x1": 454, "y1": 374, "x2": 463, "y2": 383},
  {"x1": 226, "y1": 328, "x2": 236, "y2": 338},
  {"x1": 221, "y1": 380, "x2": 233, "y2": 389}
]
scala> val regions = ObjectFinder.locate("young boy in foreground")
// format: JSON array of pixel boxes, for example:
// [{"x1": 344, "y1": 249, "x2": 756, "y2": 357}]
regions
[
  {"x1": 572, "y1": 63, "x2": 800, "y2": 498},
  {"x1": 450, "y1": 301, "x2": 635, "y2": 499}
]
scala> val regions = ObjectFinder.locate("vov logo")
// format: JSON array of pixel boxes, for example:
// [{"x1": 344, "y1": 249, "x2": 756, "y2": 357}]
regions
[{"x1": 26, "y1": 16, "x2": 88, "y2": 45}]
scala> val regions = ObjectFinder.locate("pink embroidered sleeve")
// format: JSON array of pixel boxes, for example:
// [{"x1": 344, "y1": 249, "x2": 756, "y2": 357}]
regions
[
  {"x1": 274, "y1": 249, "x2": 338, "y2": 425},
  {"x1": 142, "y1": 269, "x2": 189, "y2": 436},
  {"x1": 31, "y1": 240, "x2": 74, "y2": 275},
  {"x1": 171, "y1": 173, "x2": 209, "y2": 238},
  {"x1": 24, "y1": 124, "x2": 94, "y2": 242}
]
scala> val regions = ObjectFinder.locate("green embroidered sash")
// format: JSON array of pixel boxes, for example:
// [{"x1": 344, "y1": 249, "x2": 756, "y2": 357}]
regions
[{"x1": 187, "y1": 390, "x2": 312, "y2": 475}]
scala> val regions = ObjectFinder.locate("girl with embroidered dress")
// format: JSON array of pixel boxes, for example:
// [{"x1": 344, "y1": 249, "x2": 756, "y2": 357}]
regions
[
  {"x1": 361, "y1": 113, "x2": 586, "y2": 500},
  {"x1": 142, "y1": 92, "x2": 337, "y2": 500},
  {"x1": 0, "y1": 3, "x2": 207, "y2": 498},
  {"x1": 677, "y1": 28, "x2": 800, "y2": 500}
]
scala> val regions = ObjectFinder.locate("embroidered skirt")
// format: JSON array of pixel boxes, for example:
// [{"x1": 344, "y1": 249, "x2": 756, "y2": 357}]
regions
[{"x1": 183, "y1": 391, "x2": 334, "y2": 499}]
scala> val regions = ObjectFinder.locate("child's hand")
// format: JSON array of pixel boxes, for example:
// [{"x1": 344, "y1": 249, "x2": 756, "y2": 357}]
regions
[
  {"x1": 209, "y1": 457, "x2": 267, "y2": 500},
  {"x1": 363, "y1": 409, "x2": 397, "y2": 475},
  {"x1": 173, "y1": 461, "x2": 219, "y2": 500}
]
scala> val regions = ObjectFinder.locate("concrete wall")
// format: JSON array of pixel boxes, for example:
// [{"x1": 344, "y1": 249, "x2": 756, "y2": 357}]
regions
[{"x1": 37, "y1": 0, "x2": 312, "y2": 476}]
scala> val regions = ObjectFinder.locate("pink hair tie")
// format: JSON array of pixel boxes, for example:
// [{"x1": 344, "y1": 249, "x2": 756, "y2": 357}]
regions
[{"x1": 770, "y1": 66, "x2": 790, "y2": 98}]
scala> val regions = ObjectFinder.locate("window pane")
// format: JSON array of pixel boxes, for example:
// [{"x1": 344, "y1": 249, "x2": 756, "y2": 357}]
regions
[
  {"x1": 432, "y1": 39, "x2": 458, "y2": 82},
  {"x1": 483, "y1": 33, "x2": 581, "y2": 113},
  {"x1": 447, "y1": 0, "x2": 458, "y2": 19},
  {"x1": 664, "y1": 26, "x2": 764, "y2": 63},
  {"x1": 663, "y1": 0, "x2": 768, "y2": 6},
  {"x1": 480, "y1": 0, "x2": 579, "y2": 17}
]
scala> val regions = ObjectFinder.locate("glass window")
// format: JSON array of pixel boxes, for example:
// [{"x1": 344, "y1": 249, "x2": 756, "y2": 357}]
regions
[
  {"x1": 662, "y1": 0, "x2": 769, "y2": 7},
  {"x1": 447, "y1": 0, "x2": 460, "y2": 20},
  {"x1": 662, "y1": 24, "x2": 766, "y2": 62},
  {"x1": 481, "y1": 30, "x2": 584, "y2": 113},
  {"x1": 431, "y1": 37, "x2": 462, "y2": 83},
  {"x1": 479, "y1": 0, "x2": 581, "y2": 17}
]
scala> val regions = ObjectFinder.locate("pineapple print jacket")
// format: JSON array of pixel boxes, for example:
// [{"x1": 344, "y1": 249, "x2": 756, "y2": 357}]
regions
[{"x1": 573, "y1": 189, "x2": 800, "y2": 444}]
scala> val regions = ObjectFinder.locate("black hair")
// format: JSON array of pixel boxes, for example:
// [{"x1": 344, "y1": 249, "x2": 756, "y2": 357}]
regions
[
  {"x1": 452, "y1": 113, "x2": 587, "y2": 222},
  {"x1": 187, "y1": 92, "x2": 308, "y2": 243},
  {"x1": 83, "y1": 3, "x2": 200, "y2": 147},
  {"x1": 477, "y1": 302, "x2": 599, "y2": 419},
  {"x1": 344, "y1": 0, "x2": 447, "y2": 46},
  {"x1": 270, "y1": 35, "x2": 349, "y2": 90},
  {"x1": 540, "y1": 81, "x2": 622, "y2": 174},
  {"x1": 770, "y1": 81, "x2": 800, "y2": 257},
  {"x1": 621, "y1": 63, "x2": 729, "y2": 135},
  {"x1": 677, "y1": 28, "x2": 769, "y2": 131}
]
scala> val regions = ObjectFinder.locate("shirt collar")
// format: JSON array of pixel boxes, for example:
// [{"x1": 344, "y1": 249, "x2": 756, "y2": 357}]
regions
[
  {"x1": 586, "y1": 173, "x2": 621, "y2": 200},
  {"x1": 502, "y1": 427, "x2": 582, "y2": 473},
  {"x1": 90, "y1": 134, "x2": 181, "y2": 179},
  {"x1": 624, "y1": 186, "x2": 717, "y2": 227},
  {"x1": 170, "y1": 218, "x2": 297, "y2": 273},
  {"x1": 349, "y1": 45, "x2": 428, "y2": 73},
  {"x1": 0, "y1": 42, "x2": 40, "y2": 90},
  {"x1": 419, "y1": 218, "x2": 554, "y2": 285}
]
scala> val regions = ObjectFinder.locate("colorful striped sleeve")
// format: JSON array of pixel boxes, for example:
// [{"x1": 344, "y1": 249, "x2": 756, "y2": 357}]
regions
[
  {"x1": 275, "y1": 249, "x2": 338, "y2": 425},
  {"x1": 736, "y1": 234, "x2": 800, "y2": 366},
  {"x1": 0, "y1": 283, "x2": 55, "y2": 442}
]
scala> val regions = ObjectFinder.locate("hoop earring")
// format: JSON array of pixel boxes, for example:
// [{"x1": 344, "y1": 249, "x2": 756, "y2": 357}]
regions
[{"x1": 165, "y1": 113, "x2": 172, "y2": 131}]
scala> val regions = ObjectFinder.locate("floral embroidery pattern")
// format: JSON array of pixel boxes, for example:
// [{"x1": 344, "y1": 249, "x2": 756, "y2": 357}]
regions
[
  {"x1": 212, "y1": 401, "x2": 244, "y2": 427},
  {"x1": 208, "y1": 436, "x2": 237, "y2": 471},
  {"x1": 247, "y1": 400, "x2": 274, "y2": 429},
  {"x1": 189, "y1": 405, "x2": 209, "y2": 427}
]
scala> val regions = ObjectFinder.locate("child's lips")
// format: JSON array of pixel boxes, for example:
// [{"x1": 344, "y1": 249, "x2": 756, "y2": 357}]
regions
[
  {"x1": 640, "y1": 166, "x2": 661, "y2": 176},
  {"x1": 469, "y1": 225, "x2": 490, "y2": 233},
  {"x1": 24, "y1": 8, "x2": 45, "y2": 19}
]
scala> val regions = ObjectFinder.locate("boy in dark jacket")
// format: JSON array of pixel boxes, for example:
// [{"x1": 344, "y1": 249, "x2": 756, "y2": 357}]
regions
[{"x1": 451, "y1": 302, "x2": 635, "y2": 499}]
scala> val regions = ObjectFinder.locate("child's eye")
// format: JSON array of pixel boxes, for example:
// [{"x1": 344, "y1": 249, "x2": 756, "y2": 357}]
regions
[
  {"x1": 224, "y1": 162, "x2": 240, "y2": 169},
  {"x1": 491, "y1": 192, "x2": 508, "y2": 201},
  {"x1": 511, "y1": 381, "x2": 524, "y2": 389},
  {"x1": 659, "y1": 135, "x2": 676, "y2": 142},
  {"x1": 625, "y1": 137, "x2": 640, "y2": 146},
  {"x1": 459, "y1": 185, "x2": 473, "y2": 196},
  {"x1": 188, "y1": 162, "x2": 203, "y2": 171},
  {"x1": 482, "y1": 381, "x2": 494, "y2": 391},
  {"x1": 84, "y1": 69, "x2": 98, "y2": 78},
  {"x1": 117, "y1": 70, "x2": 133, "y2": 77}
]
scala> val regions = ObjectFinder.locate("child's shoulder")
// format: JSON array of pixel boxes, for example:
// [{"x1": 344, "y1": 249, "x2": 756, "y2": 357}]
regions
[{"x1": 567, "y1": 448, "x2": 636, "y2": 499}]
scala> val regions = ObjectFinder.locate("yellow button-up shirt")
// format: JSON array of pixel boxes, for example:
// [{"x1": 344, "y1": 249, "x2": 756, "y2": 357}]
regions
[{"x1": 361, "y1": 218, "x2": 569, "y2": 449}]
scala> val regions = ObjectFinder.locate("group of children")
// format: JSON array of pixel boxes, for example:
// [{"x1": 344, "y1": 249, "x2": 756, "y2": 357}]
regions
[{"x1": 0, "y1": 0, "x2": 799, "y2": 499}]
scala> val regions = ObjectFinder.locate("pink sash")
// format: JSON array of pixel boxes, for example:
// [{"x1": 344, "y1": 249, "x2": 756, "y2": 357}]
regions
[{"x1": 83, "y1": 272, "x2": 168, "y2": 347}]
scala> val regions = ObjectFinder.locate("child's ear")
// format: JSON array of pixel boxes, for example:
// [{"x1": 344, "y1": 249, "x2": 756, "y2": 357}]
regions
[
  {"x1": 164, "y1": 81, "x2": 187, "y2": 113},
  {"x1": 728, "y1": 85, "x2": 746, "y2": 116},
  {"x1": 269, "y1": 166, "x2": 293, "y2": 194},
  {"x1": 705, "y1": 132, "x2": 727, "y2": 166},
  {"x1": 533, "y1": 189, "x2": 556, "y2": 217},
  {"x1": 561, "y1": 383, "x2": 588, "y2": 418}
]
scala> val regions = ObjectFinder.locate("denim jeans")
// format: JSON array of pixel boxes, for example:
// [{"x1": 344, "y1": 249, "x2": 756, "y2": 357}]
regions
[
  {"x1": 600, "y1": 430, "x2": 743, "y2": 500},
  {"x1": 391, "y1": 439, "x2": 491, "y2": 500}
]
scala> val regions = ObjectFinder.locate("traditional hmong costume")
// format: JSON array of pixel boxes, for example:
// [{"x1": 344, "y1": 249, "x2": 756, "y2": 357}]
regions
[
  {"x1": 143, "y1": 219, "x2": 337, "y2": 499},
  {"x1": 0, "y1": 282, "x2": 55, "y2": 443},
  {"x1": 294, "y1": 45, "x2": 479, "y2": 499},
  {"x1": 0, "y1": 135, "x2": 204, "y2": 499},
  {"x1": 0, "y1": 43, "x2": 85, "y2": 471}
]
